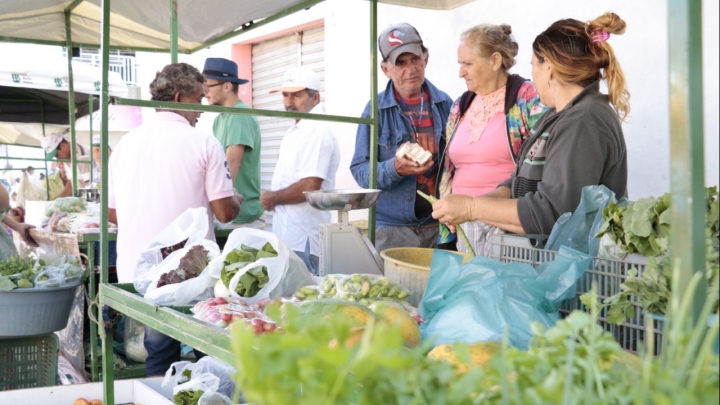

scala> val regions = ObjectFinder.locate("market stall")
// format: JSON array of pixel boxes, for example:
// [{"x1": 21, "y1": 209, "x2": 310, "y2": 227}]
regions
[{"x1": 0, "y1": 0, "x2": 714, "y2": 404}]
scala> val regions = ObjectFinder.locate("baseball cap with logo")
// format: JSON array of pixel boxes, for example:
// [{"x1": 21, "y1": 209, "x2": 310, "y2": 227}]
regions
[
  {"x1": 379, "y1": 23, "x2": 424, "y2": 65},
  {"x1": 269, "y1": 67, "x2": 321, "y2": 94}
]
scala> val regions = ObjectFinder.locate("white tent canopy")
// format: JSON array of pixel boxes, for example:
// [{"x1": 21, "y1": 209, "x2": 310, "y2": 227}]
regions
[{"x1": 0, "y1": 0, "x2": 472, "y2": 53}]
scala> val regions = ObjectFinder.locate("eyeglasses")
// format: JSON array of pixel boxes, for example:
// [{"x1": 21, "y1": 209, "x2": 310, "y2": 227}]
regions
[{"x1": 203, "y1": 81, "x2": 226, "y2": 91}]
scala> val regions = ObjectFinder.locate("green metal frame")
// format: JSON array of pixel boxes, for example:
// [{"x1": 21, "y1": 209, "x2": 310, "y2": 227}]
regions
[
  {"x1": 0, "y1": 0, "x2": 707, "y2": 403},
  {"x1": 668, "y1": 0, "x2": 706, "y2": 324}
]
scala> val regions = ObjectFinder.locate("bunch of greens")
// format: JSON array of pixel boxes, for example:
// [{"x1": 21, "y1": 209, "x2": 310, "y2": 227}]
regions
[
  {"x1": 231, "y1": 285, "x2": 719, "y2": 405},
  {"x1": 44, "y1": 196, "x2": 86, "y2": 217},
  {"x1": 0, "y1": 256, "x2": 37, "y2": 290},
  {"x1": 220, "y1": 243, "x2": 277, "y2": 297},
  {"x1": 173, "y1": 389, "x2": 204, "y2": 405},
  {"x1": 157, "y1": 245, "x2": 210, "y2": 288},
  {"x1": 603, "y1": 186, "x2": 720, "y2": 322}
]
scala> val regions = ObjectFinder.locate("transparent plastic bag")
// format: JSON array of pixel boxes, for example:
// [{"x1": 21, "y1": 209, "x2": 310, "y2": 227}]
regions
[
  {"x1": 44, "y1": 196, "x2": 86, "y2": 217},
  {"x1": 206, "y1": 228, "x2": 314, "y2": 305},
  {"x1": 34, "y1": 255, "x2": 85, "y2": 288},
  {"x1": 163, "y1": 357, "x2": 236, "y2": 400},
  {"x1": 198, "y1": 391, "x2": 234, "y2": 405},
  {"x1": 330, "y1": 273, "x2": 411, "y2": 305},
  {"x1": 142, "y1": 240, "x2": 220, "y2": 305},
  {"x1": 16, "y1": 172, "x2": 47, "y2": 208},
  {"x1": 597, "y1": 233, "x2": 628, "y2": 260},
  {"x1": 419, "y1": 247, "x2": 592, "y2": 349},
  {"x1": 135, "y1": 207, "x2": 211, "y2": 295},
  {"x1": 124, "y1": 317, "x2": 148, "y2": 363},
  {"x1": 173, "y1": 372, "x2": 221, "y2": 404}
]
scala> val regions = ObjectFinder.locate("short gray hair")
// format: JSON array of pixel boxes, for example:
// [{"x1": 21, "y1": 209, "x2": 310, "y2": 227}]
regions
[
  {"x1": 150, "y1": 63, "x2": 204, "y2": 102},
  {"x1": 306, "y1": 88, "x2": 319, "y2": 98}
]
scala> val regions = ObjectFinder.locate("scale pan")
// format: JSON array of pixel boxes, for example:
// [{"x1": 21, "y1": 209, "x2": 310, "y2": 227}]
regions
[{"x1": 303, "y1": 189, "x2": 381, "y2": 211}]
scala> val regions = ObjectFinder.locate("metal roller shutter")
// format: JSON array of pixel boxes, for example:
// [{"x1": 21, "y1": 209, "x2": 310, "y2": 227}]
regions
[{"x1": 252, "y1": 26, "x2": 325, "y2": 229}]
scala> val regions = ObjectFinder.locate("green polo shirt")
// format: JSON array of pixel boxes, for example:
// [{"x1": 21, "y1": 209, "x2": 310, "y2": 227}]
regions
[{"x1": 212, "y1": 100, "x2": 263, "y2": 223}]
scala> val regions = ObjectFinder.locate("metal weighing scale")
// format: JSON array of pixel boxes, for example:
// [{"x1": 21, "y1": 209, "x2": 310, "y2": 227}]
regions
[{"x1": 304, "y1": 189, "x2": 384, "y2": 276}]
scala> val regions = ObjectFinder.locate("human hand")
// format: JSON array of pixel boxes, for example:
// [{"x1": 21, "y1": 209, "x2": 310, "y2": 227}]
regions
[
  {"x1": 16, "y1": 222, "x2": 39, "y2": 248},
  {"x1": 393, "y1": 155, "x2": 434, "y2": 177},
  {"x1": 259, "y1": 191, "x2": 276, "y2": 211},
  {"x1": 431, "y1": 194, "x2": 475, "y2": 228}
]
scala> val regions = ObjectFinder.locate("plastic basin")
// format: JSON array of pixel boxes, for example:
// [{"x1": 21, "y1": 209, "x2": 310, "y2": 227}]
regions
[
  {"x1": 0, "y1": 282, "x2": 81, "y2": 337},
  {"x1": 380, "y1": 248, "x2": 471, "y2": 307}
]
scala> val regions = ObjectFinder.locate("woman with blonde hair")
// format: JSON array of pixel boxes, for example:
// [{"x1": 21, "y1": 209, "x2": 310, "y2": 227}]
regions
[
  {"x1": 436, "y1": 23, "x2": 545, "y2": 255},
  {"x1": 432, "y1": 13, "x2": 630, "y2": 237}
]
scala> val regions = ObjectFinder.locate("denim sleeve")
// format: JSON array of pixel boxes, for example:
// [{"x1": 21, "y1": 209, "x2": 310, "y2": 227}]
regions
[{"x1": 350, "y1": 102, "x2": 403, "y2": 190}]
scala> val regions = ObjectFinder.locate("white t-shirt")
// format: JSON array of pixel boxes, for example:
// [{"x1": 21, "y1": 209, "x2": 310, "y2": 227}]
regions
[
  {"x1": 60, "y1": 144, "x2": 92, "y2": 187},
  {"x1": 270, "y1": 105, "x2": 340, "y2": 256},
  {"x1": 109, "y1": 112, "x2": 234, "y2": 283}
]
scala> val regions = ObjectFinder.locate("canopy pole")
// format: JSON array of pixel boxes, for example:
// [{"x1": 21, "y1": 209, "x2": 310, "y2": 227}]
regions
[
  {"x1": 668, "y1": 0, "x2": 706, "y2": 325},
  {"x1": 65, "y1": 11, "x2": 78, "y2": 195},
  {"x1": 99, "y1": 1, "x2": 115, "y2": 404},
  {"x1": 89, "y1": 93, "x2": 94, "y2": 186},
  {"x1": 170, "y1": 0, "x2": 178, "y2": 63},
  {"x1": 367, "y1": 0, "x2": 378, "y2": 245},
  {"x1": 41, "y1": 100, "x2": 50, "y2": 199}
]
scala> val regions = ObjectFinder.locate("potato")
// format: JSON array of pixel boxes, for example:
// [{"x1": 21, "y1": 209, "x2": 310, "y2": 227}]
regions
[
  {"x1": 90, "y1": 400, "x2": 103, "y2": 405},
  {"x1": 73, "y1": 399, "x2": 90, "y2": 405}
]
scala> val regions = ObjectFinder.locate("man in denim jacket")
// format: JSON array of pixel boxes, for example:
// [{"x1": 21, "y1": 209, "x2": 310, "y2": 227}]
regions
[{"x1": 351, "y1": 23, "x2": 453, "y2": 253}]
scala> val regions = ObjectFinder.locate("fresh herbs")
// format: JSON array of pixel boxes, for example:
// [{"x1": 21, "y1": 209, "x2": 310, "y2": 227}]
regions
[
  {"x1": 230, "y1": 286, "x2": 719, "y2": 405},
  {"x1": 599, "y1": 186, "x2": 720, "y2": 322},
  {"x1": 173, "y1": 389, "x2": 204, "y2": 405},
  {"x1": 220, "y1": 243, "x2": 277, "y2": 297},
  {"x1": 157, "y1": 245, "x2": 210, "y2": 288}
]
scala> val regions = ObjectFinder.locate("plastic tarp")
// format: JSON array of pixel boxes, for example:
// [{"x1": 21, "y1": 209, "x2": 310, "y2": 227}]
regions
[
  {"x1": 0, "y1": 1, "x2": 472, "y2": 53},
  {"x1": 0, "y1": 57, "x2": 127, "y2": 146}
]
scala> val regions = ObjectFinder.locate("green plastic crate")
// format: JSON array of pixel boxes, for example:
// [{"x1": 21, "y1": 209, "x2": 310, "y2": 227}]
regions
[{"x1": 0, "y1": 334, "x2": 58, "y2": 391}]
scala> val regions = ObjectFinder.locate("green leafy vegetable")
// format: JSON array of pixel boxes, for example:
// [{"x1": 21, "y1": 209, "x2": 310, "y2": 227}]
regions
[
  {"x1": 600, "y1": 186, "x2": 720, "y2": 322},
  {"x1": 220, "y1": 243, "x2": 277, "y2": 297},
  {"x1": 179, "y1": 368, "x2": 192, "y2": 384},
  {"x1": 0, "y1": 276, "x2": 17, "y2": 291},
  {"x1": 231, "y1": 286, "x2": 719, "y2": 405},
  {"x1": 156, "y1": 245, "x2": 209, "y2": 288},
  {"x1": 173, "y1": 389, "x2": 204, "y2": 405}
]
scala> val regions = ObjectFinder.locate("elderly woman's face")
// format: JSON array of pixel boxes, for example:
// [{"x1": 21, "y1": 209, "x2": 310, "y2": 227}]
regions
[{"x1": 457, "y1": 39, "x2": 501, "y2": 95}]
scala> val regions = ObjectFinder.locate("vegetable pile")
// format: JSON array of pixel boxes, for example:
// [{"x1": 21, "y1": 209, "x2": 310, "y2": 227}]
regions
[
  {"x1": 174, "y1": 389, "x2": 204, "y2": 405},
  {"x1": 0, "y1": 255, "x2": 85, "y2": 291},
  {"x1": 156, "y1": 245, "x2": 210, "y2": 288},
  {"x1": 598, "y1": 186, "x2": 720, "y2": 322},
  {"x1": 298, "y1": 274, "x2": 410, "y2": 304},
  {"x1": 230, "y1": 285, "x2": 719, "y2": 405},
  {"x1": 219, "y1": 243, "x2": 278, "y2": 297}
]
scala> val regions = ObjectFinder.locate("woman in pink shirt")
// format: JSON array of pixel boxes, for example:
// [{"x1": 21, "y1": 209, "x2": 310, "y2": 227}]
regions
[{"x1": 437, "y1": 24, "x2": 546, "y2": 255}]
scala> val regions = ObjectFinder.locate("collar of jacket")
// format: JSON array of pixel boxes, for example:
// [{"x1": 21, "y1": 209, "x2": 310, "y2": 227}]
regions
[{"x1": 378, "y1": 78, "x2": 447, "y2": 110}]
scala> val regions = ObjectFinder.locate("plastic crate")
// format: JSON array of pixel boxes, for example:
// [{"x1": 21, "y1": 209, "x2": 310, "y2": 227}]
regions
[
  {"x1": 0, "y1": 333, "x2": 59, "y2": 391},
  {"x1": 488, "y1": 234, "x2": 660, "y2": 354}
]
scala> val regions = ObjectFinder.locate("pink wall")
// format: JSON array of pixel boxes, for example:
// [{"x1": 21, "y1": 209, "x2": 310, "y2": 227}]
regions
[{"x1": 231, "y1": 44, "x2": 253, "y2": 107}]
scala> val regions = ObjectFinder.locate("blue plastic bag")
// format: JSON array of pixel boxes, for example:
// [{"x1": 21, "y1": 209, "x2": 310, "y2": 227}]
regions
[
  {"x1": 419, "y1": 247, "x2": 592, "y2": 349},
  {"x1": 545, "y1": 185, "x2": 627, "y2": 256}
]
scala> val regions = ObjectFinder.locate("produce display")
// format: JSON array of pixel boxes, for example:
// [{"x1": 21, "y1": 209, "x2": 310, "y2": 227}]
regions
[
  {"x1": 0, "y1": 255, "x2": 84, "y2": 290},
  {"x1": 192, "y1": 296, "x2": 278, "y2": 333},
  {"x1": 229, "y1": 287, "x2": 719, "y2": 405},
  {"x1": 598, "y1": 186, "x2": 719, "y2": 322},
  {"x1": 219, "y1": 243, "x2": 278, "y2": 298},
  {"x1": 156, "y1": 244, "x2": 210, "y2": 288},
  {"x1": 45, "y1": 196, "x2": 86, "y2": 217}
]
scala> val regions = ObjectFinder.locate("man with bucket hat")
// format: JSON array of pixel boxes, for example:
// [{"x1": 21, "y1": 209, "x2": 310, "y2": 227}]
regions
[
  {"x1": 203, "y1": 57, "x2": 264, "y2": 229},
  {"x1": 260, "y1": 67, "x2": 340, "y2": 274},
  {"x1": 40, "y1": 132, "x2": 92, "y2": 197},
  {"x1": 350, "y1": 23, "x2": 453, "y2": 254}
]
